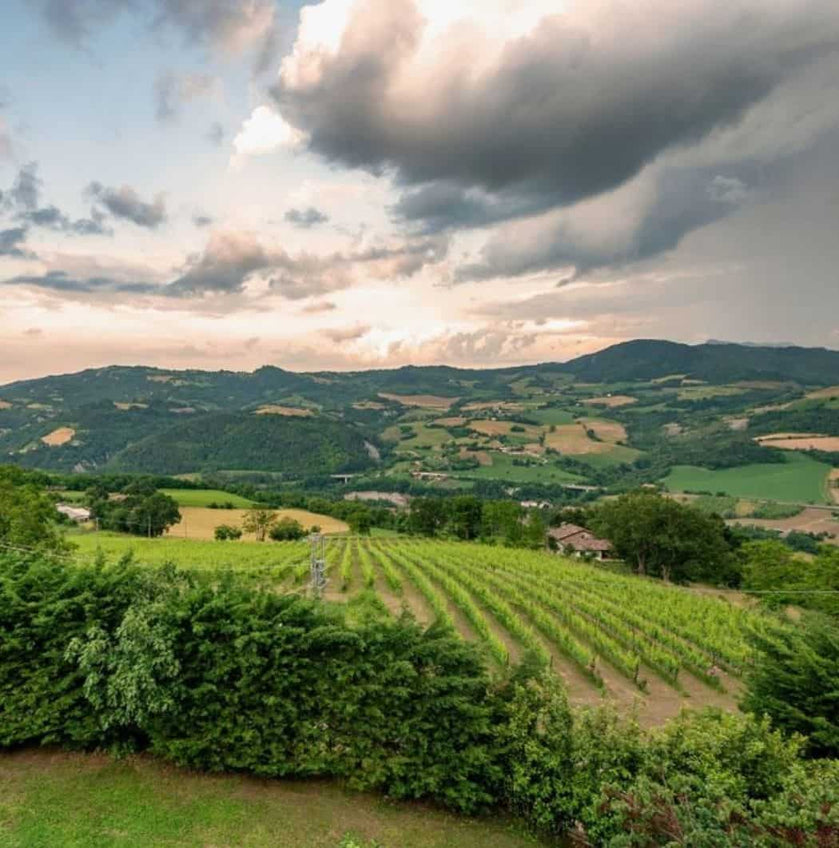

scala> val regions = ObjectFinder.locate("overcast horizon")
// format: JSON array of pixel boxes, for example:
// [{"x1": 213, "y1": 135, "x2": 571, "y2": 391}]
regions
[{"x1": 2, "y1": 0, "x2": 838, "y2": 384}]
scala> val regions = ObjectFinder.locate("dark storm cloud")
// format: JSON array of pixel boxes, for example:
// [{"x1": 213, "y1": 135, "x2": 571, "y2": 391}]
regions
[
  {"x1": 87, "y1": 182, "x2": 167, "y2": 229},
  {"x1": 457, "y1": 168, "x2": 757, "y2": 282},
  {"x1": 0, "y1": 227, "x2": 30, "y2": 258},
  {"x1": 154, "y1": 71, "x2": 216, "y2": 123},
  {"x1": 284, "y1": 206, "x2": 329, "y2": 228},
  {"x1": 273, "y1": 0, "x2": 839, "y2": 221},
  {"x1": 4, "y1": 270, "x2": 158, "y2": 294}
]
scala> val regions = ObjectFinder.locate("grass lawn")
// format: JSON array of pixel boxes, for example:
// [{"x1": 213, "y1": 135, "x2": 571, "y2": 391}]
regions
[
  {"x1": 451, "y1": 453, "x2": 583, "y2": 485},
  {"x1": 159, "y1": 488, "x2": 257, "y2": 508},
  {"x1": 0, "y1": 751, "x2": 538, "y2": 848},
  {"x1": 527, "y1": 408, "x2": 576, "y2": 426},
  {"x1": 664, "y1": 453, "x2": 832, "y2": 503}
]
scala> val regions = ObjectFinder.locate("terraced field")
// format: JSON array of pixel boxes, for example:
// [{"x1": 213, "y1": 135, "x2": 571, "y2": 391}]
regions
[{"x1": 71, "y1": 535, "x2": 781, "y2": 726}]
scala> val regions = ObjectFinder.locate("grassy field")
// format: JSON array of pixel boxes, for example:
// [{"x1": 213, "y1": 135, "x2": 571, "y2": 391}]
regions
[
  {"x1": 66, "y1": 535, "x2": 770, "y2": 727},
  {"x1": 0, "y1": 751, "x2": 536, "y2": 848},
  {"x1": 664, "y1": 453, "x2": 833, "y2": 503},
  {"x1": 160, "y1": 488, "x2": 256, "y2": 508},
  {"x1": 451, "y1": 454, "x2": 583, "y2": 485}
]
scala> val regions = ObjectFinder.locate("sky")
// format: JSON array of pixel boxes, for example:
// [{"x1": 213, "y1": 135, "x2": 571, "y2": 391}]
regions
[{"x1": 1, "y1": 0, "x2": 838, "y2": 383}]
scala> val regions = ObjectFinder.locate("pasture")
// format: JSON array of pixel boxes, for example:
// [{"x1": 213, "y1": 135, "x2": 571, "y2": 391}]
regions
[
  {"x1": 664, "y1": 453, "x2": 832, "y2": 503},
  {"x1": 0, "y1": 751, "x2": 533, "y2": 848},
  {"x1": 378, "y1": 393, "x2": 457, "y2": 410},
  {"x1": 159, "y1": 488, "x2": 256, "y2": 508},
  {"x1": 67, "y1": 535, "x2": 776, "y2": 727},
  {"x1": 581, "y1": 394, "x2": 637, "y2": 408},
  {"x1": 164, "y1": 507, "x2": 349, "y2": 540},
  {"x1": 451, "y1": 454, "x2": 583, "y2": 484}
]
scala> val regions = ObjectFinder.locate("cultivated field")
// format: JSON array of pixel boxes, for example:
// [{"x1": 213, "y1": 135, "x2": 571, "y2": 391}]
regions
[
  {"x1": 727, "y1": 506, "x2": 839, "y2": 544},
  {"x1": 254, "y1": 405, "x2": 314, "y2": 416},
  {"x1": 70, "y1": 536, "x2": 780, "y2": 727},
  {"x1": 665, "y1": 453, "x2": 833, "y2": 503},
  {"x1": 378, "y1": 393, "x2": 457, "y2": 409},
  {"x1": 831, "y1": 469, "x2": 839, "y2": 504},
  {"x1": 756, "y1": 434, "x2": 839, "y2": 452},
  {"x1": 582, "y1": 394, "x2": 637, "y2": 408},
  {"x1": 0, "y1": 751, "x2": 533, "y2": 848},
  {"x1": 164, "y1": 506, "x2": 349, "y2": 540},
  {"x1": 40, "y1": 427, "x2": 75, "y2": 446}
]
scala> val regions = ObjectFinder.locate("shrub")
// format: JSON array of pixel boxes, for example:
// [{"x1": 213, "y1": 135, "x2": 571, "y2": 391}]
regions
[
  {"x1": 214, "y1": 524, "x2": 242, "y2": 541},
  {"x1": 269, "y1": 517, "x2": 306, "y2": 541}
]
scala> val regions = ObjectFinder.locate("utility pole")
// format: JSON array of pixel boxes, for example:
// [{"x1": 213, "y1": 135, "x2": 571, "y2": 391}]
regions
[{"x1": 309, "y1": 533, "x2": 327, "y2": 598}]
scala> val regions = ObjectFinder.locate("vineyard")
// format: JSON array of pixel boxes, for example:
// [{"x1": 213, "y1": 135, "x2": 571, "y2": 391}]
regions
[{"x1": 73, "y1": 534, "x2": 783, "y2": 725}]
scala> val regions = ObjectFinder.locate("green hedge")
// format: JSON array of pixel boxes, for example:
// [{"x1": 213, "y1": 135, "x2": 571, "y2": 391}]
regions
[{"x1": 1, "y1": 552, "x2": 837, "y2": 845}]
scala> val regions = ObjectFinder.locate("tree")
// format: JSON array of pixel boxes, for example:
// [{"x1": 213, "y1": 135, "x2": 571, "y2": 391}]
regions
[
  {"x1": 591, "y1": 491, "x2": 736, "y2": 583},
  {"x1": 346, "y1": 503, "x2": 372, "y2": 536},
  {"x1": 242, "y1": 507, "x2": 277, "y2": 542},
  {"x1": 742, "y1": 613, "x2": 839, "y2": 757},
  {"x1": 0, "y1": 468, "x2": 69, "y2": 552},
  {"x1": 269, "y1": 518, "x2": 306, "y2": 541},
  {"x1": 450, "y1": 496, "x2": 483, "y2": 541},
  {"x1": 214, "y1": 524, "x2": 243, "y2": 541}
]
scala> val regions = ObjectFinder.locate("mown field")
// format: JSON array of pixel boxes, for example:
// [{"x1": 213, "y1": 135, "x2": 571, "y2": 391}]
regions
[
  {"x1": 164, "y1": 506, "x2": 350, "y2": 540},
  {"x1": 664, "y1": 453, "x2": 833, "y2": 503},
  {"x1": 69, "y1": 534, "x2": 778, "y2": 726},
  {"x1": 0, "y1": 751, "x2": 534, "y2": 848},
  {"x1": 159, "y1": 488, "x2": 256, "y2": 508}
]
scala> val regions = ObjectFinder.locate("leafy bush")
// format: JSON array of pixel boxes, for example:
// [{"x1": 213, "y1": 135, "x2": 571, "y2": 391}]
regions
[
  {"x1": 268, "y1": 517, "x2": 306, "y2": 541},
  {"x1": 214, "y1": 524, "x2": 243, "y2": 541}
]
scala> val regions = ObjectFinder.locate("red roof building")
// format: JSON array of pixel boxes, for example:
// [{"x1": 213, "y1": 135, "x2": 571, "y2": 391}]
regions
[{"x1": 548, "y1": 523, "x2": 613, "y2": 560}]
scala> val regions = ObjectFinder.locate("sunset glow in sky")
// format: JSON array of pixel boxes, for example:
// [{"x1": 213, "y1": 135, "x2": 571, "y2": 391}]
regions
[{"x1": 1, "y1": 0, "x2": 838, "y2": 382}]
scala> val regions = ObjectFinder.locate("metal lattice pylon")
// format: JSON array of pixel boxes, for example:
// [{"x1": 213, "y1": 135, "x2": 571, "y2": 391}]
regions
[{"x1": 309, "y1": 533, "x2": 327, "y2": 598}]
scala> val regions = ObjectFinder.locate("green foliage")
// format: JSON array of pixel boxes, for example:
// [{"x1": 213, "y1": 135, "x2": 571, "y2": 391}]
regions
[
  {"x1": 591, "y1": 491, "x2": 737, "y2": 584},
  {"x1": 268, "y1": 517, "x2": 306, "y2": 541},
  {"x1": 743, "y1": 614, "x2": 839, "y2": 757},
  {"x1": 91, "y1": 488, "x2": 181, "y2": 538},
  {"x1": 0, "y1": 466, "x2": 69, "y2": 552},
  {"x1": 740, "y1": 541, "x2": 839, "y2": 616},
  {"x1": 242, "y1": 507, "x2": 277, "y2": 542},
  {"x1": 214, "y1": 524, "x2": 243, "y2": 541}
]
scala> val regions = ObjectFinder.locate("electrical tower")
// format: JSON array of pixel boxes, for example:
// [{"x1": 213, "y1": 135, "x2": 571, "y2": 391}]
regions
[{"x1": 308, "y1": 532, "x2": 327, "y2": 598}]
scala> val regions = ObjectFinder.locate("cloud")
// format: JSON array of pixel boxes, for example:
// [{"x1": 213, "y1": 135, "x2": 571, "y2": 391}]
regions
[
  {"x1": 167, "y1": 231, "x2": 269, "y2": 295},
  {"x1": 456, "y1": 165, "x2": 759, "y2": 281},
  {"x1": 154, "y1": 70, "x2": 218, "y2": 123},
  {"x1": 192, "y1": 212, "x2": 213, "y2": 228},
  {"x1": 207, "y1": 122, "x2": 225, "y2": 146},
  {"x1": 168, "y1": 229, "x2": 448, "y2": 299},
  {"x1": 0, "y1": 118, "x2": 11, "y2": 160},
  {"x1": 231, "y1": 105, "x2": 302, "y2": 164},
  {"x1": 39, "y1": 0, "x2": 276, "y2": 58},
  {"x1": 87, "y1": 182, "x2": 167, "y2": 229},
  {"x1": 284, "y1": 206, "x2": 329, "y2": 228},
  {"x1": 4, "y1": 270, "x2": 159, "y2": 295},
  {"x1": 269, "y1": 0, "x2": 839, "y2": 222},
  {"x1": 10, "y1": 162, "x2": 41, "y2": 211},
  {"x1": 302, "y1": 300, "x2": 337, "y2": 314},
  {"x1": 0, "y1": 227, "x2": 30, "y2": 258},
  {"x1": 322, "y1": 324, "x2": 370, "y2": 343}
]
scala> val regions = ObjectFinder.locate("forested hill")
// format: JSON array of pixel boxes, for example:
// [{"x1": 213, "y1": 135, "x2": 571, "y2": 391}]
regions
[
  {"x1": 2, "y1": 340, "x2": 838, "y2": 406},
  {"x1": 561, "y1": 340, "x2": 839, "y2": 384},
  {"x1": 1, "y1": 338, "x2": 837, "y2": 477}
]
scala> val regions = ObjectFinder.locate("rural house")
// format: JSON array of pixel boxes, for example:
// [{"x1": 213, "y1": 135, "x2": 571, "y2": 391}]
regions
[
  {"x1": 548, "y1": 523, "x2": 613, "y2": 560},
  {"x1": 56, "y1": 504, "x2": 92, "y2": 523}
]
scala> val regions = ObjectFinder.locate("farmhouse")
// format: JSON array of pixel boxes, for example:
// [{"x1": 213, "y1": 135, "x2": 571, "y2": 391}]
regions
[
  {"x1": 548, "y1": 523, "x2": 613, "y2": 560},
  {"x1": 56, "y1": 504, "x2": 92, "y2": 523}
]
